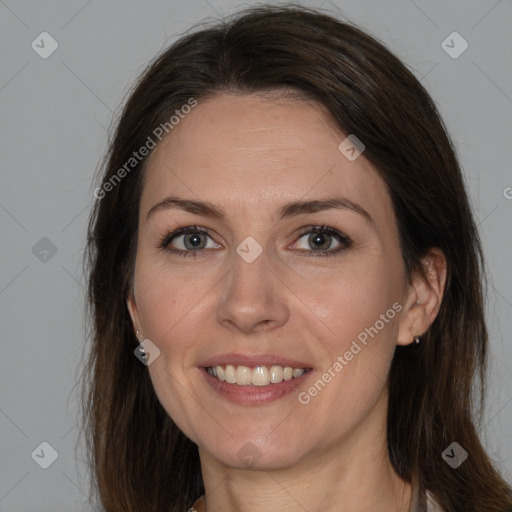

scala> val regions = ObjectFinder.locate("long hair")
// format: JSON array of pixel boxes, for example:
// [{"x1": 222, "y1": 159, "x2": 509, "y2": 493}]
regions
[{"x1": 82, "y1": 5, "x2": 512, "y2": 511}]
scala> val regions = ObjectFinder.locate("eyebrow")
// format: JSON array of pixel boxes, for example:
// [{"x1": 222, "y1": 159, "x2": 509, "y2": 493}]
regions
[{"x1": 146, "y1": 195, "x2": 376, "y2": 229}]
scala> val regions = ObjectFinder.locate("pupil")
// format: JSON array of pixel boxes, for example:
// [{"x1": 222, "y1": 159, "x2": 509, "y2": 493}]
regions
[
  {"x1": 310, "y1": 232, "x2": 330, "y2": 250},
  {"x1": 186, "y1": 233, "x2": 205, "y2": 249}
]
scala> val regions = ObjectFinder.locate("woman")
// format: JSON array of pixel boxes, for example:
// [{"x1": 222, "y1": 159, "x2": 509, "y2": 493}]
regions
[{"x1": 82, "y1": 5, "x2": 512, "y2": 512}]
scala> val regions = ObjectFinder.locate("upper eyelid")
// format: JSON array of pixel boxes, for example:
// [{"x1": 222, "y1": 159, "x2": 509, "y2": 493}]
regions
[{"x1": 159, "y1": 226, "x2": 213, "y2": 246}]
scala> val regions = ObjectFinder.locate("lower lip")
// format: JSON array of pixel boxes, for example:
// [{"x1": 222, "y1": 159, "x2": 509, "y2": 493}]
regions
[{"x1": 201, "y1": 368, "x2": 311, "y2": 405}]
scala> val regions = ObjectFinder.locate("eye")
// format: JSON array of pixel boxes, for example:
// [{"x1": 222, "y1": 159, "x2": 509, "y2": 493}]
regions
[
  {"x1": 158, "y1": 225, "x2": 351, "y2": 258},
  {"x1": 158, "y1": 226, "x2": 221, "y2": 257},
  {"x1": 292, "y1": 226, "x2": 351, "y2": 256}
]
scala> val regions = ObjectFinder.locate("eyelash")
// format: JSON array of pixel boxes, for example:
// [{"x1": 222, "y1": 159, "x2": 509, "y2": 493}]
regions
[{"x1": 157, "y1": 225, "x2": 352, "y2": 258}]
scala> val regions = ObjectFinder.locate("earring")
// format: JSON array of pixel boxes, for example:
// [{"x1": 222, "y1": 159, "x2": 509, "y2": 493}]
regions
[
  {"x1": 136, "y1": 330, "x2": 147, "y2": 359},
  {"x1": 414, "y1": 335, "x2": 422, "y2": 344}
]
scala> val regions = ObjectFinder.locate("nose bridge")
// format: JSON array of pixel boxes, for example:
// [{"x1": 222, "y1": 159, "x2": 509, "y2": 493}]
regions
[
  {"x1": 216, "y1": 241, "x2": 289, "y2": 332},
  {"x1": 231, "y1": 242, "x2": 272, "y2": 292}
]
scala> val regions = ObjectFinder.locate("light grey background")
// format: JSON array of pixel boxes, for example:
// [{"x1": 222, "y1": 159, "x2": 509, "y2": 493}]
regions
[{"x1": 1, "y1": 0, "x2": 511, "y2": 510}]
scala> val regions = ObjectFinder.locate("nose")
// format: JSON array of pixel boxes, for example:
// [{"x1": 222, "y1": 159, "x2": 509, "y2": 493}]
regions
[{"x1": 216, "y1": 248, "x2": 290, "y2": 335}]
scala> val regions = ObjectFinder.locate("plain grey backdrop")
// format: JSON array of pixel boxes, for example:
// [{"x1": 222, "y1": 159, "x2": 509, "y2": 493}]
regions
[{"x1": 1, "y1": 0, "x2": 511, "y2": 510}]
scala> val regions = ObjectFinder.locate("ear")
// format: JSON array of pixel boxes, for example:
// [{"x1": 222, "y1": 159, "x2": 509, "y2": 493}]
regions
[
  {"x1": 126, "y1": 292, "x2": 142, "y2": 338},
  {"x1": 397, "y1": 247, "x2": 447, "y2": 346}
]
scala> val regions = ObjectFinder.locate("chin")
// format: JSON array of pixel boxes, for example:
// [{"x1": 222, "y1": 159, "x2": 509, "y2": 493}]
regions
[
  {"x1": 198, "y1": 433, "x2": 308, "y2": 471},
  {"x1": 194, "y1": 409, "x2": 352, "y2": 473}
]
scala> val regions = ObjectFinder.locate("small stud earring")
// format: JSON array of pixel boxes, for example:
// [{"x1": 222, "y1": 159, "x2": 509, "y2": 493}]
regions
[
  {"x1": 414, "y1": 335, "x2": 422, "y2": 344},
  {"x1": 135, "y1": 330, "x2": 147, "y2": 359}
]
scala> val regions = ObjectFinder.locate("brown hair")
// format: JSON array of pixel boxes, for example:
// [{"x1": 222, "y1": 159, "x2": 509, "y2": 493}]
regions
[{"x1": 82, "y1": 4, "x2": 512, "y2": 511}]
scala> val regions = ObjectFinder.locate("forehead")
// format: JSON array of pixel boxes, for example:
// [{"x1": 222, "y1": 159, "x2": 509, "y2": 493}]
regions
[{"x1": 140, "y1": 93, "x2": 394, "y2": 228}]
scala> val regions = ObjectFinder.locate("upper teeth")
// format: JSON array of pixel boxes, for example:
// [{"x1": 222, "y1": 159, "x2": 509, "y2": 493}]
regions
[{"x1": 207, "y1": 365, "x2": 306, "y2": 386}]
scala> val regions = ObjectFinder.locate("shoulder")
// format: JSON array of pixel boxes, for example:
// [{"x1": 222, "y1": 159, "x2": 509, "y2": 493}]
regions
[
  {"x1": 425, "y1": 489, "x2": 512, "y2": 512},
  {"x1": 426, "y1": 490, "x2": 445, "y2": 512},
  {"x1": 189, "y1": 495, "x2": 206, "y2": 512}
]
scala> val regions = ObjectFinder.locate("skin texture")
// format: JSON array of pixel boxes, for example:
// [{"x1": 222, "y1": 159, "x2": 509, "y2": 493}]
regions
[{"x1": 127, "y1": 93, "x2": 447, "y2": 512}]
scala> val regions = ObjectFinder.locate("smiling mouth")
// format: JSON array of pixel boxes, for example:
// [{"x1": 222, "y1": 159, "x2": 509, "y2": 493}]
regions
[{"x1": 206, "y1": 364, "x2": 311, "y2": 386}]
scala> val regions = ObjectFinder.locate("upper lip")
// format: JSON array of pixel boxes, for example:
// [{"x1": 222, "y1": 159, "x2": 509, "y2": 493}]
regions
[{"x1": 200, "y1": 353, "x2": 311, "y2": 369}]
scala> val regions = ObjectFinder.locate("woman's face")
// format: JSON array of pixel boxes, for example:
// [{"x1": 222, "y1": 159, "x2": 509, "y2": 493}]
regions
[{"x1": 128, "y1": 92, "x2": 418, "y2": 470}]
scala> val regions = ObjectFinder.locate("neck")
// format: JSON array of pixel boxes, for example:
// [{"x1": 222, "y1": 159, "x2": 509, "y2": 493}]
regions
[{"x1": 198, "y1": 391, "x2": 413, "y2": 512}]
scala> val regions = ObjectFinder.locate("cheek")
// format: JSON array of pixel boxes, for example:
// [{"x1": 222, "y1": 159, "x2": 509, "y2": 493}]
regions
[
  {"x1": 135, "y1": 277, "x2": 176, "y2": 340},
  {"x1": 294, "y1": 273, "x2": 402, "y2": 439},
  {"x1": 133, "y1": 255, "x2": 205, "y2": 344},
  {"x1": 293, "y1": 255, "x2": 402, "y2": 344},
  {"x1": 333, "y1": 277, "x2": 399, "y2": 341},
  {"x1": 298, "y1": 259, "x2": 403, "y2": 408},
  {"x1": 133, "y1": 261, "x2": 209, "y2": 435}
]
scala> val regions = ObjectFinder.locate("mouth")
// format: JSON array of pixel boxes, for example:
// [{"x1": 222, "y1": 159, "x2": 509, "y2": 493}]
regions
[
  {"x1": 205, "y1": 364, "x2": 311, "y2": 386},
  {"x1": 200, "y1": 355, "x2": 313, "y2": 405}
]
